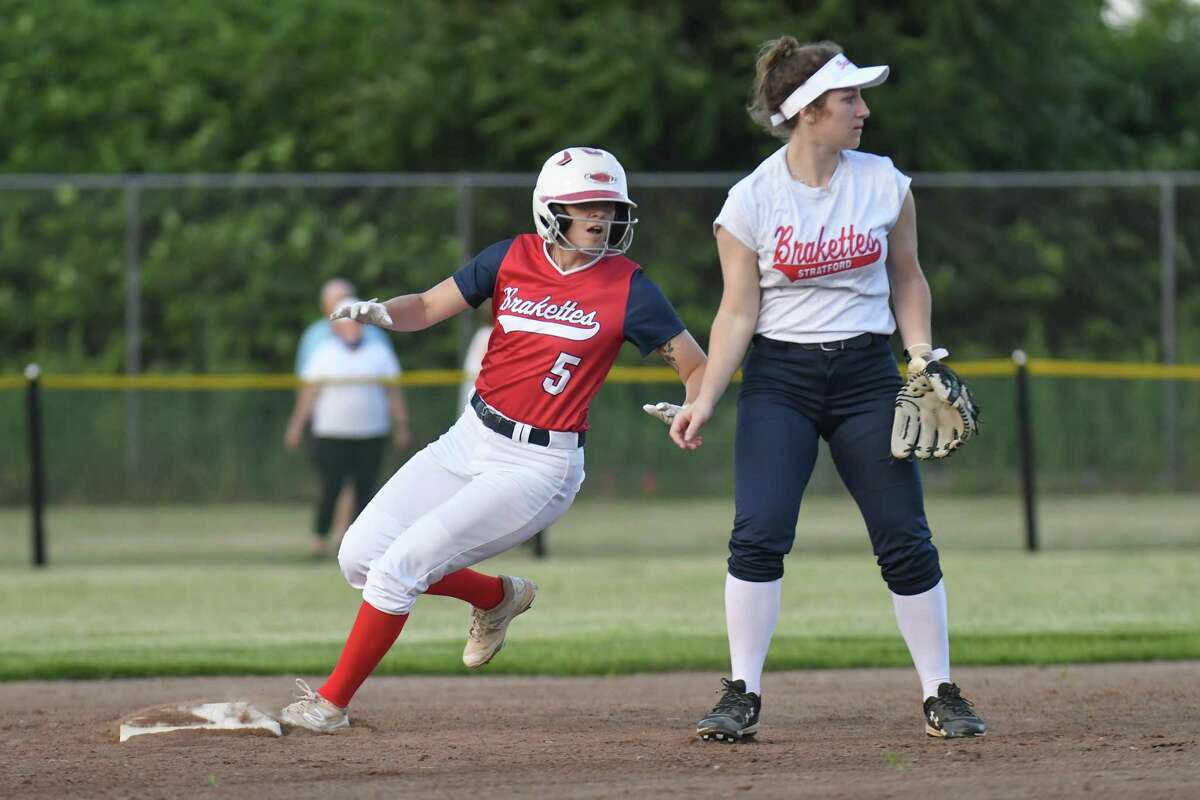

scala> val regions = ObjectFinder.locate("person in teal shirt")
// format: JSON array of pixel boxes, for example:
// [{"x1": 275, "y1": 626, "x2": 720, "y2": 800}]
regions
[
  {"x1": 289, "y1": 278, "x2": 394, "y2": 555},
  {"x1": 295, "y1": 279, "x2": 390, "y2": 374}
]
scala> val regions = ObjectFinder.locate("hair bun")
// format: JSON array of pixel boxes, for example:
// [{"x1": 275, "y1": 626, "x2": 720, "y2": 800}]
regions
[{"x1": 762, "y1": 36, "x2": 798, "y2": 71}]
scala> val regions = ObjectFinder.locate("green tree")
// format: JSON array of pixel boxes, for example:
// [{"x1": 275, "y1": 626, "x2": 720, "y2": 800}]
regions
[{"x1": 1, "y1": 0, "x2": 1198, "y2": 373}]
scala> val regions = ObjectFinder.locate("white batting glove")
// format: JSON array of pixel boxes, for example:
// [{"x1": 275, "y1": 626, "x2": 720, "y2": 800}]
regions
[
  {"x1": 642, "y1": 401, "x2": 685, "y2": 425},
  {"x1": 330, "y1": 298, "x2": 394, "y2": 328}
]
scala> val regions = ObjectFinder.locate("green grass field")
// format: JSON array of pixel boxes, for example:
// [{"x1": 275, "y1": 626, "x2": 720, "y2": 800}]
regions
[{"x1": 0, "y1": 495, "x2": 1197, "y2": 680}]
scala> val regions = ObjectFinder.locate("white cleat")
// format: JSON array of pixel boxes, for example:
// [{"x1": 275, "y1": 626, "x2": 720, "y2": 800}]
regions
[
  {"x1": 279, "y1": 679, "x2": 350, "y2": 733},
  {"x1": 462, "y1": 575, "x2": 537, "y2": 668}
]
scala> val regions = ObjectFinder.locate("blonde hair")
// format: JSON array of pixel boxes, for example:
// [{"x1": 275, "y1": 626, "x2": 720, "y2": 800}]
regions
[{"x1": 747, "y1": 38, "x2": 843, "y2": 138}]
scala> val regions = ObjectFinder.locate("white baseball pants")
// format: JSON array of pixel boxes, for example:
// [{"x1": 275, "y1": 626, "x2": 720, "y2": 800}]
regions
[{"x1": 337, "y1": 407, "x2": 585, "y2": 614}]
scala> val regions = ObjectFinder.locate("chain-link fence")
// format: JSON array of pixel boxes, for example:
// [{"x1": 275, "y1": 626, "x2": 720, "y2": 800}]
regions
[
  {"x1": 1, "y1": 172, "x2": 1198, "y2": 517},
  {"x1": 3, "y1": 363, "x2": 1198, "y2": 502},
  {"x1": 2, "y1": 171, "x2": 1197, "y2": 368}
]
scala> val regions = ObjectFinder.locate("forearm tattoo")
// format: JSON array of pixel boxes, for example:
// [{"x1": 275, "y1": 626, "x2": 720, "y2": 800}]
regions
[{"x1": 658, "y1": 340, "x2": 680, "y2": 372}]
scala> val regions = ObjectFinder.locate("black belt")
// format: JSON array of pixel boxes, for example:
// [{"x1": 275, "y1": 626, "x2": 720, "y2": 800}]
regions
[
  {"x1": 752, "y1": 332, "x2": 879, "y2": 352},
  {"x1": 470, "y1": 392, "x2": 586, "y2": 448}
]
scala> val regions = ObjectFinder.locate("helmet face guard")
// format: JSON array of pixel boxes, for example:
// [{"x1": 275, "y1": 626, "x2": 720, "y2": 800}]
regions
[
  {"x1": 533, "y1": 147, "x2": 638, "y2": 257},
  {"x1": 541, "y1": 202, "x2": 637, "y2": 256}
]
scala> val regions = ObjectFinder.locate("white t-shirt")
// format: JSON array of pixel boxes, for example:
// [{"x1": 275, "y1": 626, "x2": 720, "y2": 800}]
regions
[
  {"x1": 302, "y1": 338, "x2": 401, "y2": 438},
  {"x1": 714, "y1": 146, "x2": 911, "y2": 343}
]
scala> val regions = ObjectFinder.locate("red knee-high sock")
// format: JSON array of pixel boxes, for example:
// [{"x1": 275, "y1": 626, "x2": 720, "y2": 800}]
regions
[
  {"x1": 318, "y1": 601, "x2": 408, "y2": 708},
  {"x1": 425, "y1": 568, "x2": 504, "y2": 610}
]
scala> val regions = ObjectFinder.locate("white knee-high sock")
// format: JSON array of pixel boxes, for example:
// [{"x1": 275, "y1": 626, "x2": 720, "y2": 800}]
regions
[
  {"x1": 891, "y1": 579, "x2": 951, "y2": 700},
  {"x1": 725, "y1": 573, "x2": 781, "y2": 696}
]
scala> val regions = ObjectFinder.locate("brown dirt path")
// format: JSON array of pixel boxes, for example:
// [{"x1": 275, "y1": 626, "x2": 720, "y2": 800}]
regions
[{"x1": 2, "y1": 663, "x2": 1197, "y2": 799}]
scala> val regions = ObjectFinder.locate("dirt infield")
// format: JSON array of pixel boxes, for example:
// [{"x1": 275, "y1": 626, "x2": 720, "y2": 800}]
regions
[{"x1": 3, "y1": 663, "x2": 1197, "y2": 799}]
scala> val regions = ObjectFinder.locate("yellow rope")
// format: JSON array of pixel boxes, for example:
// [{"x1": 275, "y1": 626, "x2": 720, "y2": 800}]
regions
[
  {"x1": 1026, "y1": 359, "x2": 1200, "y2": 380},
  {"x1": 938, "y1": 359, "x2": 1019, "y2": 378},
  {"x1": 1, "y1": 359, "x2": 1199, "y2": 390}
]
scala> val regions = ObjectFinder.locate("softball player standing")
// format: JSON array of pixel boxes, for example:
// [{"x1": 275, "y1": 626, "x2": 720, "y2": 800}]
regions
[
  {"x1": 668, "y1": 38, "x2": 986, "y2": 742},
  {"x1": 281, "y1": 147, "x2": 707, "y2": 733}
]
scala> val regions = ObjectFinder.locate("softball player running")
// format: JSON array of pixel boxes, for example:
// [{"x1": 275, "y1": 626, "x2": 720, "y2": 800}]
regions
[
  {"x1": 281, "y1": 147, "x2": 707, "y2": 733},
  {"x1": 665, "y1": 38, "x2": 985, "y2": 742}
]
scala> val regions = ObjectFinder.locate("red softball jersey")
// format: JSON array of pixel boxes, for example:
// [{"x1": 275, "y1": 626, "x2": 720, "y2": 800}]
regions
[{"x1": 452, "y1": 234, "x2": 684, "y2": 432}]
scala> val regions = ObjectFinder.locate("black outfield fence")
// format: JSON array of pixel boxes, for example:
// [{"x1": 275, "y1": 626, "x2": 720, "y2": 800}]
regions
[{"x1": 8, "y1": 358, "x2": 1200, "y2": 564}]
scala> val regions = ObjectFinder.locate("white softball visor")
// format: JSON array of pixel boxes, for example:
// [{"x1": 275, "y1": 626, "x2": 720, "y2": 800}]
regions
[{"x1": 769, "y1": 54, "x2": 890, "y2": 126}]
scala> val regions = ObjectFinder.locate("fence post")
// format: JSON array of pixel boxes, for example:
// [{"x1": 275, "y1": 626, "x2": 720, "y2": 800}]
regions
[
  {"x1": 124, "y1": 180, "x2": 143, "y2": 475},
  {"x1": 1159, "y1": 177, "x2": 1178, "y2": 486},
  {"x1": 455, "y1": 177, "x2": 474, "y2": 362},
  {"x1": 25, "y1": 364, "x2": 47, "y2": 567},
  {"x1": 1013, "y1": 350, "x2": 1038, "y2": 552}
]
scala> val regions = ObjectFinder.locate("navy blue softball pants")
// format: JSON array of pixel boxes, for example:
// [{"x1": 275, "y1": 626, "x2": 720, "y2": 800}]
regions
[{"x1": 727, "y1": 334, "x2": 942, "y2": 596}]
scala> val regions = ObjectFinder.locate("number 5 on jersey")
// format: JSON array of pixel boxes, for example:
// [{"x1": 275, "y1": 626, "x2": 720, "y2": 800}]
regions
[{"x1": 543, "y1": 352, "x2": 582, "y2": 395}]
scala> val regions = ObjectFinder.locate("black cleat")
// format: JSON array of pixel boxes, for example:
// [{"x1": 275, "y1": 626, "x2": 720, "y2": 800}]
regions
[
  {"x1": 924, "y1": 682, "x2": 987, "y2": 738},
  {"x1": 696, "y1": 678, "x2": 761, "y2": 743}
]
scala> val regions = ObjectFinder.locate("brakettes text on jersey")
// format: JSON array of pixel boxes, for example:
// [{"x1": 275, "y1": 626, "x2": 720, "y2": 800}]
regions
[
  {"x1": 771, "y1": 224, "x2": 882, "y2": 282},
  {"x1": 498, "y1": 286, "x2": 599, "y2": 327},
  {"x1": 495, "y1": 286, "x2": 602, "y2": 341}
]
